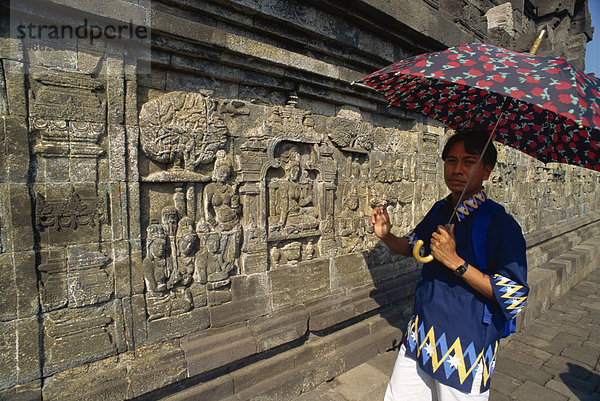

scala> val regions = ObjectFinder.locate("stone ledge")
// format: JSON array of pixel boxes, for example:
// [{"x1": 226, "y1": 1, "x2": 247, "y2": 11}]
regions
[
  {"x1": 521, "y1": 235, "x2": 600, "y2": 329},
  {"x1": 159, "y1": 311, "x2": 404, "y2": 401}
]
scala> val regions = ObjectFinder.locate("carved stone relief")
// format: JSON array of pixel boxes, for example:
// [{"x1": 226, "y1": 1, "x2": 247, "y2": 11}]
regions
[
  {"x1": 30, "y1": 117, "x2": 107, "y2": 182},
  {"x1": 139, "y1": 92, "x2": 246, "y2": 325},
  {"x1": 139, "y1": 91, "x2": 228, "y2": 182},
  {"x1": 38, "y1": 246, "x2": 113, "y2": 313},
  {"x1": 35, "y1": 187, "x2": 108, "y2": 232}
]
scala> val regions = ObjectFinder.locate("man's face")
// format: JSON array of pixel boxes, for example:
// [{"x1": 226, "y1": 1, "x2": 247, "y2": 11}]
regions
[{"x1": 443, "y1": 140, "x2": 492, "y2": 200}]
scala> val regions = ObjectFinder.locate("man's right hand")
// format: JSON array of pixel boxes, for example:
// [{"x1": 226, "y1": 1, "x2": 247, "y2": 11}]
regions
[
  {"x1": 370, "y1": 205, "x2": 412, "y2": 257},
  {"x1": 370, "y1": 205, "x2": 392, "y2": 239}
]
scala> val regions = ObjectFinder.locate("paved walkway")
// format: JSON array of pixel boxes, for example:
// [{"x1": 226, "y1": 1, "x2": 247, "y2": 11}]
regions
[{"x1": 292, "y1": 268, "x2": 600, "y2": 401}]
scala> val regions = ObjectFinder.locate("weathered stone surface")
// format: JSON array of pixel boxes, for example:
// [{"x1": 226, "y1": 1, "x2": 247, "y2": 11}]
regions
[
  {"x1": 42, "y1": 304, "x2": 118, "y2": 375},
  {"x1": 0, "y1": 254, "x2": 17, "y2": 321},
  {"x1": 0, "y1": 321, "x2": 17, "y2": 389},
  {"x1": 42, "y1": 355, "x2": 128, "y2": 401},
  {"x1": 16, "y1": 317, "x2": 42, "y2": 385},
  {"x1": 181, "y1": 324, "x2": 257, "y2": 377},
  {"x1": 248, "y1": 305, "x2": 308, "y2": 352},
  {"x1": 0, "y1": 380, "x2": 41, "y2": 401},
  {"x1": 128, "y1": 343, "x2": 187, "y2": 399},
  {"x1": 271, "y1": 259, "x2": 330, "y2": 309},
  {"x1": 331, "y1": 253, "x2": 371, "y2": 292}
]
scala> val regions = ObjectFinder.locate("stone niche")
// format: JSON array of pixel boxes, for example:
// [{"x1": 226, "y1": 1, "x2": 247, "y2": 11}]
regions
[{"x1": 135, "y1": 91, "x2": 385, "y2": 341}]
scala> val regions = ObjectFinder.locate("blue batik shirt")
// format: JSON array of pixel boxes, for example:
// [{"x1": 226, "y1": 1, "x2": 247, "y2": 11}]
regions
[{"x1": 403, "y1": 189, "x2": 528, "y2": 393}]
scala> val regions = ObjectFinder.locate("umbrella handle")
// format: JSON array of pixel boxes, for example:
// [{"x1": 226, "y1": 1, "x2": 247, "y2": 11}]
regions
[{"x1": 412, "y1": 239, "x2": 434, "y2": 263}]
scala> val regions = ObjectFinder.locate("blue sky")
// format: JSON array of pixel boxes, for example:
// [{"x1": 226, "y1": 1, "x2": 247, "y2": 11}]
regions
[{"x1": 586, "y1": 1, "x2": 600, "y2": 76}]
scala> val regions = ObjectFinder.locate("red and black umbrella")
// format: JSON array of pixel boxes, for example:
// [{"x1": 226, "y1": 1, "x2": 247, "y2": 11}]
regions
[{"x1": 354, "y1": 42, "x2": 600, "y2": 172}]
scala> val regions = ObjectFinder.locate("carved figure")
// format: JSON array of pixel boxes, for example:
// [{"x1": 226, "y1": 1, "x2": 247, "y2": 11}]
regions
[
  {"x1": 202, "y1": 150, "x2": 241, "y2": 282},
  {"x1": 176, "y1": 217, "x2": 197, "y2": 286},
  {"x1": 270, "y1": 147, "x2": 318, "y2": 235},
  {"x1": 143, "y1": 224, "x2": 169, "y2": 293},
  {"x1": 338, "y1": 187, "x2": 365, "y2": 252}
]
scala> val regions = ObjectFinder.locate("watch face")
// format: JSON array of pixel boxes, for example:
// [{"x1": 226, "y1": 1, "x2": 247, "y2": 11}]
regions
[{"x1": 455, "y1": 263, "x2": 468, "y2": 276}]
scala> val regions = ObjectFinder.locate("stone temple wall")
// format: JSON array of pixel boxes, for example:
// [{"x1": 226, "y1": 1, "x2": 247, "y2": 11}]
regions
[{"x1": 0, "y1": 0, "x2": 597, "y2": 400}]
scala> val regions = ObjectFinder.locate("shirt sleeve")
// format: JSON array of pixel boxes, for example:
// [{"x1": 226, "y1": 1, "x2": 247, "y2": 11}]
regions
[{"x1": 487, "y1": 211, "x2": 529, "y2": 321}]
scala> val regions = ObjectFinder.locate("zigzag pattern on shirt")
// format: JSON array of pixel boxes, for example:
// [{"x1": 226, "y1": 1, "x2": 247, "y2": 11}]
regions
[
  {"x1": 492, "y1": 274, "x2": 527, "y2": 315},
  {"x1": 406, "y1": 315, "x2": 498, "y2": 386},
  {"x1": 455, "y1": 189, "x2": 488, "y2": 222}
]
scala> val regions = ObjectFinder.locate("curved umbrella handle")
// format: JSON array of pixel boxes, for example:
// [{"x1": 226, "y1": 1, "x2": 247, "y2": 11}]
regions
[{"x1": 412, "y1": 239, "x2": 434, "y2": 263}]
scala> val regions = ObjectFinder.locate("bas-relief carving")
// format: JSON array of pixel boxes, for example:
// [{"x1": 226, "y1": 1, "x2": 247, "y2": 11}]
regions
[
  {"x1": 35, "y1": 187, "x2": 108, "y2": 231},
  {"x1": 139, "y1": 92, "x2": 244, "y2": 325},
  {"x1": 38, "y1": 247, "x2": 113, "y2": 312},
  {"x1": 31, "y1": 118, "x2": 105, "y2": 159},
  {"x1": 139, "y1": 91, "x2": 227, "y2": 182},
  {"x1": 137, "y1": 92, "x2": 431, "y2": 334}
]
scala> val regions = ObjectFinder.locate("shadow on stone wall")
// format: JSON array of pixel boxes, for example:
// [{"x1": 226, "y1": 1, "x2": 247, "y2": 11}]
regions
[{"x1": 362, "y1": 240, "x2": 421, "y2": 350}]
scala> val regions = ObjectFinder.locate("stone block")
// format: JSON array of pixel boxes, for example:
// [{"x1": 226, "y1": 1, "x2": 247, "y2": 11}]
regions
[
  {"x1": 3, "y1": 60, "x2": 27, "y2": 117},
  {"x1": 15, "y1": 251, "x2": 39, "y2": 319},
  {"x1": 511, "y1": 380, "x2": 568, "y2": 401},
  {"x1": 28, "y1": 71, "x2": 106, "y2": 122},
  {"x1": 130, "y1": 293, "x2": 148, "y2": 345},
  {"x1": 271, "y1": 259, "x2": 330, "y2": 309},
  {"x1": 112, "y1": 240, "x2": 132, "y2": 299},
  {"x1": 0, "y1": 121, "x2": 5, "y2": 183},
  {"x1": 209, "y1": 293, "x2": 270, "y2": 328},
  {"x1": 300, "y1": 353, "x2": 345, "y2": 393},
  {"x1": 107, "y1": 75, "x2": 125, "y2": 125},
  {"x1": 5, "y1": 184, "x2": 34, "y2": 252},
  {"x1": 248, "y1": 305, "x2": 308, "y2": 352},
  {"x1": 108, "y1": 125, "x2": 127, "y2": 182},
  {"x1": 125, "y1": 126, "x2": 140, "y2": 181},
  {"x1": 42, "y1": 355, "x2": 128, "y2": 401},
  {"x1": 494, "y1": 355, "x2": 553, "y2": 385},
  {"x1": 489, "y1": 369, "x2": 522, "y2": 395},
  {"x1": 146, "y1": 307, "x2": 210, "y2": 344},
  {"x1": 486, "y1": 2, "x2": 515, "y2": 36},
  {"x1": 331, "y1": 253, "x2": 371, "y2": 292},
  {"x1": 308, "y1": 298, "x2": 356, "y2": 332},
  {"x1": 16, "y1": 316, "x2": 41, "y2": 384},
  {"x1": 42, "y1": 305, "x2": 118, "y2": 376},
  {"x1": 0, "y1": 254, "x2": 17, "y2": 321},
  {"x1": 341, "y1": 334, "x2": 381, "y2": 372},
  {"x1": 127, "y1": 342, "x2": 187, "y2": 399},
  {"x1": 34, "y1": 184, "x2": 106, "y2": 247},
  {"x1": 333, "y1": 319, "x2": 371, "y2": 349},
  {"x1": 181, "y1": 324, "x2": 257, "y2": 377},
  {"x1": 150, "y1": 9, "x2": 226, "y2": 47},
  {"x1": 0, "y1": 321, "x2": 17, "y2": 389},
  {"x1": 0, "y1": 380, "x2": 41, "y2": 401},
  {"x1": 160, "y1": 374, "x2": 234, "y2": 401},
  {"x1": 235, "y1": 367, "x2": 303, "y2": 401},
  {"x1": 230, "y1": 350, "x2": 295, "y2": 393},
  {"x1": 294, "y1": 335, "x2": 336, "y2": 368}
]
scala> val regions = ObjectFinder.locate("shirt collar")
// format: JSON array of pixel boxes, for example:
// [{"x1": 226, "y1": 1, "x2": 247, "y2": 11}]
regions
[{"x1": 446, "y1": 188, "x2": 488, "y2": 222}]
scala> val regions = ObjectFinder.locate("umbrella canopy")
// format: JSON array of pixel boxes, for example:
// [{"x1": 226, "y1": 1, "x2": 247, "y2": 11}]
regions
[{"x1": 354, "y1": 43, "x2": 600, "y2": 171}]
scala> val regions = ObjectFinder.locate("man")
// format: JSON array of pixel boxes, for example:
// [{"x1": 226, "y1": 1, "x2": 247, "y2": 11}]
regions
[{"x1": 371, "y1": 130, "x2": 528, "y2": 400}]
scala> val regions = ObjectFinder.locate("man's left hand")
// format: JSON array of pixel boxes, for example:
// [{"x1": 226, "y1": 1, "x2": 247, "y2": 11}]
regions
[{"x1": 430, "y1": 224, "x2": 464, "y2": 270}]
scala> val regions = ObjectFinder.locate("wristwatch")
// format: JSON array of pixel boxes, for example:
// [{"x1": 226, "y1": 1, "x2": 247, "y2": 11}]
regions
[{"x1": 454, "y1": 262, "x2": 469, "y2": 277}]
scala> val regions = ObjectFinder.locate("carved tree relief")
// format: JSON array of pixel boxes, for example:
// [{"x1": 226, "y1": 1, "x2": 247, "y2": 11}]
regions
[{"x1": 139, "y1": 91, "x2": 228, "y2": 182}]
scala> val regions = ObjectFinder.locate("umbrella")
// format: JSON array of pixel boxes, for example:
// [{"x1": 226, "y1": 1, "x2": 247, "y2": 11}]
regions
[
  {"x1": 354, "y1": 42, "x2": 600, "y2": 172},
  {"x1": 354, "y1": 42, "x2": 600, "y2": 261}
]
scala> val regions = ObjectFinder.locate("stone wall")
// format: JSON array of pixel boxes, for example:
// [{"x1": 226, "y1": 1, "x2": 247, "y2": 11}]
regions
[{"x1": 0, "y1": 0, "x2": 597, "y2": 400}]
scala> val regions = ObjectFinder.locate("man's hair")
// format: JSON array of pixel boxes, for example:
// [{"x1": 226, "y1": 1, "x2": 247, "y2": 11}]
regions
[{"x1": 441, "y1": 129, "x2": 497, "y2": 169}]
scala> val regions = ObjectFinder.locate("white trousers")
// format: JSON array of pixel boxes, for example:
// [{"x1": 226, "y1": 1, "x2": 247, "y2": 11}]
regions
[{"x1": 383, "y1": 345, "x2": 490, "y2": 401}]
